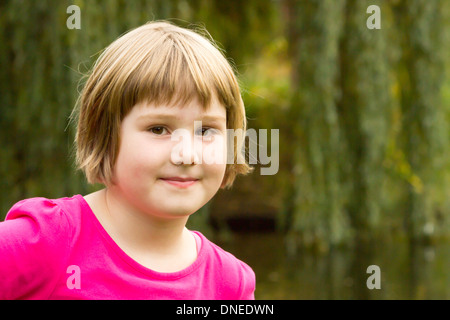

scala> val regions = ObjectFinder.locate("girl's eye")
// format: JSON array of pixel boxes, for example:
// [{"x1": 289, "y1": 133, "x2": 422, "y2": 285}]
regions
[
  {"x1": 197, "y1": 127, "x2": 217, "y2": 136},
  {"x1": 149, "y1": 126, "x2": 168, "y2": 135},
  {"x1": 197, "y1": 127, "x2": 221, "y2": 142}
]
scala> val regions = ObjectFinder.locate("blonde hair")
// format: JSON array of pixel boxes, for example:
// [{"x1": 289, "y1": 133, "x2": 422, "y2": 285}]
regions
[{"x1": 71, "y1": 21, "x2": 251, "y2": 188}]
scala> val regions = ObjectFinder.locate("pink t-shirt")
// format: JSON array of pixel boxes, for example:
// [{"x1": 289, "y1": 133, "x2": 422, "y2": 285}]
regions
[{"x1": 0, "y1": 195, "x2": 255, "y2": 300}]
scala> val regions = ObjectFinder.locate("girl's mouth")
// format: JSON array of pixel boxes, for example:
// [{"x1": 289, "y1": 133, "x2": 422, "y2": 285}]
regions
[{"x1": 160, "y1": 177, "x2": 199, "y2": 188}]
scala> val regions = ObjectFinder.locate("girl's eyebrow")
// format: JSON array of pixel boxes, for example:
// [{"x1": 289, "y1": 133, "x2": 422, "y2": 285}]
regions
[
  {"x1": 137, "y1": 113, "x2": 226, "y2": 122},
  {"x1": 199, "y1": 115, "x2": 227, "y2": 122}
]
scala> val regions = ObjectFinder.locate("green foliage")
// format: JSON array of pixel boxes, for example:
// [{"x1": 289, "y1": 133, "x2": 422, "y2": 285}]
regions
[
  {"x1": 394, "y1": 0, "x2": 448, "y2": 242},
  {"x1": 282, "y1": 0, "x2": 351, "y2": 252},
  {"x1": 338, "y1": 0, "x2": 392, "y2": 237},
  {"x1": 283, "y1": 0, "x2": 450, "y2": 250}
]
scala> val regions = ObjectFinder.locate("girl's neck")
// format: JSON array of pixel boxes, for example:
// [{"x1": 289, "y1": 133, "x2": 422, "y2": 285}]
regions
[{"x1": 84, "y1": 188, "x2": 197, "y2": 272}]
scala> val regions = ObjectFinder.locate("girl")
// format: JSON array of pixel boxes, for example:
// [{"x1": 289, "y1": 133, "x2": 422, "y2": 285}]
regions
[{"x1": 0, "y1": 21, "x2": 255, "y2": 300}]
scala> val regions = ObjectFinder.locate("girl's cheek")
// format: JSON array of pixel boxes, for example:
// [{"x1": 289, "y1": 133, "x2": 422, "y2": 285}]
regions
[{"x1": 201, "y1": 135, "x2": 228, "y2": 165}]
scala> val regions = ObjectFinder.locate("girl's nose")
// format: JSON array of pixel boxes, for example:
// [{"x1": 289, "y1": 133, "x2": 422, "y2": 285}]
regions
[
  {"x1": 175, "y1": 146, "x2": 201, "y2": 166},
  {"x1": 170, "y1": 129, "x2": 202, "y2": 166}
]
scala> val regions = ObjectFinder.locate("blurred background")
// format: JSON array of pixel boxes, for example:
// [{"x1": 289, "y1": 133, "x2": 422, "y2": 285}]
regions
[{"x1": 1, "y1": 0, "x2": 449, "y2": 299}]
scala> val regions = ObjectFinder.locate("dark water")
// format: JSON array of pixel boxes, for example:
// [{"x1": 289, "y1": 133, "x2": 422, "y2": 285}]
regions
[{"x1": 218, "y1": 233, "x2": 450, "y2": 299}]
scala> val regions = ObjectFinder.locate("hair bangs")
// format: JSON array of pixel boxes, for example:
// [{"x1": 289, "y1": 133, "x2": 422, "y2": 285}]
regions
[{"x1": 121, "y1": 31, "x2": 237, "y2": 118}]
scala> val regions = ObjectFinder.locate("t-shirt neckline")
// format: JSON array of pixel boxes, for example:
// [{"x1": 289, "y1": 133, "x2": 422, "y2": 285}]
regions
[{"x1": 74, "y1": 194, "x2": 206, "y2": 280}]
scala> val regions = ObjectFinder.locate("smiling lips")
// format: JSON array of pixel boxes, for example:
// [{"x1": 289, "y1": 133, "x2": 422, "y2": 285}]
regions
[{"x1": 160, "y1": 177, "x2": 199, "y2": 188}]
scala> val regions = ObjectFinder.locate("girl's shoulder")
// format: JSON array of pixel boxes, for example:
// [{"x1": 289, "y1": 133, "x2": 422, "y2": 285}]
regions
[
  {"x1": 5, "y1": 194, "x2": 85, "y2": 229},
  {"x1": 193, "y1": 231, "x2": 256, "y2": 299},
  {"x1": 196, "y1": 232, "x2": 251, "y2": 267},
  {"x1": 0, "y1": 195, "x2": 85, "y2": 299}
]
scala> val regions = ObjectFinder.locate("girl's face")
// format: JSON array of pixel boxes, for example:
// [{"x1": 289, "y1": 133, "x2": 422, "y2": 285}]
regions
[{"x1": 110, "y1": 97, "x2": 227, "y2": 219}]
